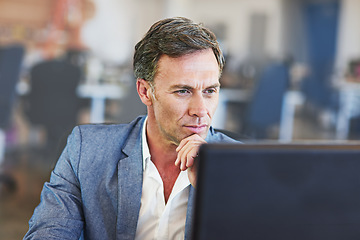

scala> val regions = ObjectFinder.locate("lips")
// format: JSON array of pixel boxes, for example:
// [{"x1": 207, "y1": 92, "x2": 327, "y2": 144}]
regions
[{"x1": 184, "y1": 124, "x2": 208, "y2": 134}]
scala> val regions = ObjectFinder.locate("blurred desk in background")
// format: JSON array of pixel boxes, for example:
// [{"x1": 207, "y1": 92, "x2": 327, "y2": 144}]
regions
[
  {"x1": 77, "y1": 84, "x2": 125, "y2": 123},
  {"x1": 279, "y1": 90, "x2": 305, "y2": 142},
  {"x1": 336, "y1": 82, "x2": 360, "y2": 139},
  {"x1": 212, "y1": 88, "x2": 251, "y2": 130},
  {"x1": 213, "y1": 88, "x2": 304, "y2": 142}
]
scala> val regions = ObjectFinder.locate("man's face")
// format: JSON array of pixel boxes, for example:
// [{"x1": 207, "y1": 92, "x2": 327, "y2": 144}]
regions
[{"x1": 148, "y1": 49, "x2": 220, "y2": 146}]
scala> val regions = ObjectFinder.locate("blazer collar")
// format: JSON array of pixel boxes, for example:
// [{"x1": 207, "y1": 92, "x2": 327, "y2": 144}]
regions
[
  {"x1": 185, "y1": 186, "x2": 195, "y2": 240},
  {"x1": 116, "y1": 116, "x2": 199, "y2": 239},
  {"x1": 116, "y1": 116, "x2": 145, "y2": 239}
]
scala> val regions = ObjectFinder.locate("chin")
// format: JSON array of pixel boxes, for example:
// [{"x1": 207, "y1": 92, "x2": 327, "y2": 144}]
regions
[{"x1": 199, "y1": 132, "x2": 208, "y2": 140}]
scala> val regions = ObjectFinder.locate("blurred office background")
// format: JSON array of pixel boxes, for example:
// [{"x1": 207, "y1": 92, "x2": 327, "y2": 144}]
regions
[{"x1": 1, "y1": 0, "x2": 360, "y2": 238}]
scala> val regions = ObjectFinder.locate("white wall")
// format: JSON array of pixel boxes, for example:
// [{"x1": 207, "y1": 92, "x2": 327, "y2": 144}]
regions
[
  {"x1": 81, "y1": 0, "x2": 286, "y2": 64},
  {"x1": 186, "y1": 0, "x2": 285, "y2": 61},
  {"x1": 81, "y1": 0, "x2": 137, "y2": 64},
  {"x1": 81, "y1": 0, "x2": 360, "y2": 73},
  {"x1": 336, "y1": 0, "x2": 360, "y2": 73}
]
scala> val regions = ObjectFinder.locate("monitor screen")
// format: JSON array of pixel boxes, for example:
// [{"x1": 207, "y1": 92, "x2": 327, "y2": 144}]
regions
[{"x1": 192, "y1": 143, "x2": 360, "y2": 240}]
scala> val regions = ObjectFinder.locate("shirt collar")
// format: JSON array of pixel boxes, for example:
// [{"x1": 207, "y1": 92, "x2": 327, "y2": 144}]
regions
[
  {"x1": 141, "y1": 116, "x2": 150, "y2": 171},
  {"x1": 141, "y1": 116, "x2": 190, "y2": 187}
]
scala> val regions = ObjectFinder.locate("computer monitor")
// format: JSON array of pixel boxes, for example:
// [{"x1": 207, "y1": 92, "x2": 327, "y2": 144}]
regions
[{"x1": 192, "y1": 143, "x2": 360, "y2": 240}]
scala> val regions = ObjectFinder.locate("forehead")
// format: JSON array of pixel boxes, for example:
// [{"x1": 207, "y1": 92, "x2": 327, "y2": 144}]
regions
[{"x1": 155, "y1": 49, "x2": 220, "y2": 87}]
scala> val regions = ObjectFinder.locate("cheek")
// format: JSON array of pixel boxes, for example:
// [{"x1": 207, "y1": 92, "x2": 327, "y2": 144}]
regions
[
  {"x1": 156, "y1": 98, "x2": 184, "y2": 117},
  {"x1": 207, "y1": 98, "x2": 219, "y2": 116}
]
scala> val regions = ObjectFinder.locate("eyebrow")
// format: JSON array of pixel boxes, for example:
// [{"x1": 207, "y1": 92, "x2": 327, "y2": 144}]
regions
[{"x1": 169, "y1": 83, "x2": 221, "y2": 91}]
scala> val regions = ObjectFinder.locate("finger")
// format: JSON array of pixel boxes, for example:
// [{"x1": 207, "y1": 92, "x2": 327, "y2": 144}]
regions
[
  {"x1": 175, "y1": 147, "x2": 194, "y2": 168},
  {"x1": 175, "y1": 157, "x2": 180, "y2": 166},
  {"x1": 177, "y1": 135, "x2": 203, "y2": 157},
  {"x1": 177, "y1": 139, "x2": 198, "y2": 161},
  {"x1": 177, "y1": 143, "x2": 193, "y2": 170},
  {"x1": 178, "y1": 140, "x2": 204, "y2": 170},
  {"x1": 185, "y1": 147, "x2": 198, "y2": 168},
  {"x1": 176, "y1": 134, "x2": 203, "y2": 152},
  {"x1": 176, "y1": 134, "x2": 206, "y2": 170},
  {"x1": 175, "y1": 135, "x2": 198, "y2": 166},
  {"x1": 187, "y1": 153, "x2": 198, "y2": 168},
  {"x1": 176, "y1": 140, "x2": 187, "y2": 152},
  {"x1": 175, "y1": 155, "x2": 181, "y2": 167}
]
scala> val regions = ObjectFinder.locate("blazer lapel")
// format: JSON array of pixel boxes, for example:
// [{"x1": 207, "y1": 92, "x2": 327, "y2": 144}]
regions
[
  {"x1": 185, "y1": 186, "x2": 195, "y2": 240},
  {"x1": 116, "y1": 118, "x2": 144, "y2": 240}
]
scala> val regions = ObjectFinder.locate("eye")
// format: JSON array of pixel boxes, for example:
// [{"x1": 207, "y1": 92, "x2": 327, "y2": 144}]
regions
[
  {"x1": 203, "y1": 88, "x2": 218, "y2": 95},
  {"x1": 174, "y1": 89, "x2": 191, "y2": 95}
]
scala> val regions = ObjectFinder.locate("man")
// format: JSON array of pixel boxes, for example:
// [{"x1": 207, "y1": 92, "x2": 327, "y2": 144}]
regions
[{"x1": 24, "y1": 17, "x2": 237, "y2": 240}]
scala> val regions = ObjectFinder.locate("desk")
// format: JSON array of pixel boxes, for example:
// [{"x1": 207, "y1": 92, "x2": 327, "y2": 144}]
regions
[
  {"x1": 212, "y1": 88, "x2": 304, "y2": 142},
  {"x1": 279, "y1": 90, "x2": 305, "y2": 142},
  {"x1": 77, "y1": 84, "x2": 125, "y2": 123},
  {"x1": 336, "y1": 82, "x2": 360, "y2": 139}
]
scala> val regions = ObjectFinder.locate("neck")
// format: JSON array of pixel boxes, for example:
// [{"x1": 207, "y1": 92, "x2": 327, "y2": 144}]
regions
[
  {"x1": 147, "y1": 134, "x2": 178, "y2": 167},
  {"x1": 145, "y1": 117, "x2": 182, "y2": 203},
  {"x1": 145, "y1": 114, "x2": 178, "y2": 165}
]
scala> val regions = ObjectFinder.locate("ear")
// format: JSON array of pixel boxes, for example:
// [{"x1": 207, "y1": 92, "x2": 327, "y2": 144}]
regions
[{"x1": 137, "y1": 78, "x2": 153, "y2": 106}]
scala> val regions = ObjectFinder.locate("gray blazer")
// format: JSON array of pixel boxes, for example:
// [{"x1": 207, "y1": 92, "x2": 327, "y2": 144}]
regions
[{"x1": 24, "y1": 116, "x2": 237, "y2": 240}]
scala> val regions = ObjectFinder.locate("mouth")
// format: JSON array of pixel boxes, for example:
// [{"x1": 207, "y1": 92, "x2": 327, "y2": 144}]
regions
[{"x1": 184, "y1": 124, "x2": 208, "y2": 134}]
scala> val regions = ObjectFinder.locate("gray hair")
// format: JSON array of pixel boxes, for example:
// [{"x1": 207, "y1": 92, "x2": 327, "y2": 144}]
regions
[{"x1": 133, "y1": 17, "x2": 225, "y2": 84}]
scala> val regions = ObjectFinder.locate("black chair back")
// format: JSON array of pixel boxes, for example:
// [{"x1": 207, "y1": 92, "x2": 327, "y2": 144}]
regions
[
  {"x1": 0, "y1": 45, "x2": 25, "y2": 129},
  {"x1": 245, "y1": 62, "x2": 290, "y2": 138}
]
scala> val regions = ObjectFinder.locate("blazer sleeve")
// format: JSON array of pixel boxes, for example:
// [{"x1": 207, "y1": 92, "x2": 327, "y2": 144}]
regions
[{"x1": 24, "y1": 126, "x2": 84, "y2": 240}]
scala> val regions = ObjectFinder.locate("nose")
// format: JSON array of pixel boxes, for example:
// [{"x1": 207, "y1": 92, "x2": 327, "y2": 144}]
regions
[{"x1": 188, "y1": 93, "x2": 207, "y2": 118}]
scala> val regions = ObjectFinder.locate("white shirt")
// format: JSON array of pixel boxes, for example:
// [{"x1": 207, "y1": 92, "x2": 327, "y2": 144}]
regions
[{"x1": 135, "y1": 118, "x2": 191, "y2": 240}]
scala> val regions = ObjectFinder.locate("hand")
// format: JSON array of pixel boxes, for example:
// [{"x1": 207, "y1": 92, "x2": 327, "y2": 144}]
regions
[{"x1": 175, "y1": 134, "x2": 206, "y2": 188}]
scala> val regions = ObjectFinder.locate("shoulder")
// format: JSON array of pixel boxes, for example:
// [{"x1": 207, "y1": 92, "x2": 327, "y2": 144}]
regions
[
  {"x1": 59, "y1": 116, "x2": 146, "y2": 177},
  {"x1": 71, "y1": 115, "x2": 145, "y2": 145},
  {"x1": 64, "y1": 116, "x2": 145, "y2": 160},
  {"x1": 206, "y1": 126, "x2": 242, "y2": 144}
]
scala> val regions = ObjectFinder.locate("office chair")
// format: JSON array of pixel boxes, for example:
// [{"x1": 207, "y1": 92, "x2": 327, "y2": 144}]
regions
[
  {"x1": 0, "y1": 45, "x2": 24, "y2": 195},
  {"x1": 24, "y1": 58, "x2": 82, "y2": 159},
  {"x1": 0, "y1": 45, "x2": 25, "y2": 164},
  {"x1": 244, "y1": 62, "x2": 290, "y2": 139}
]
